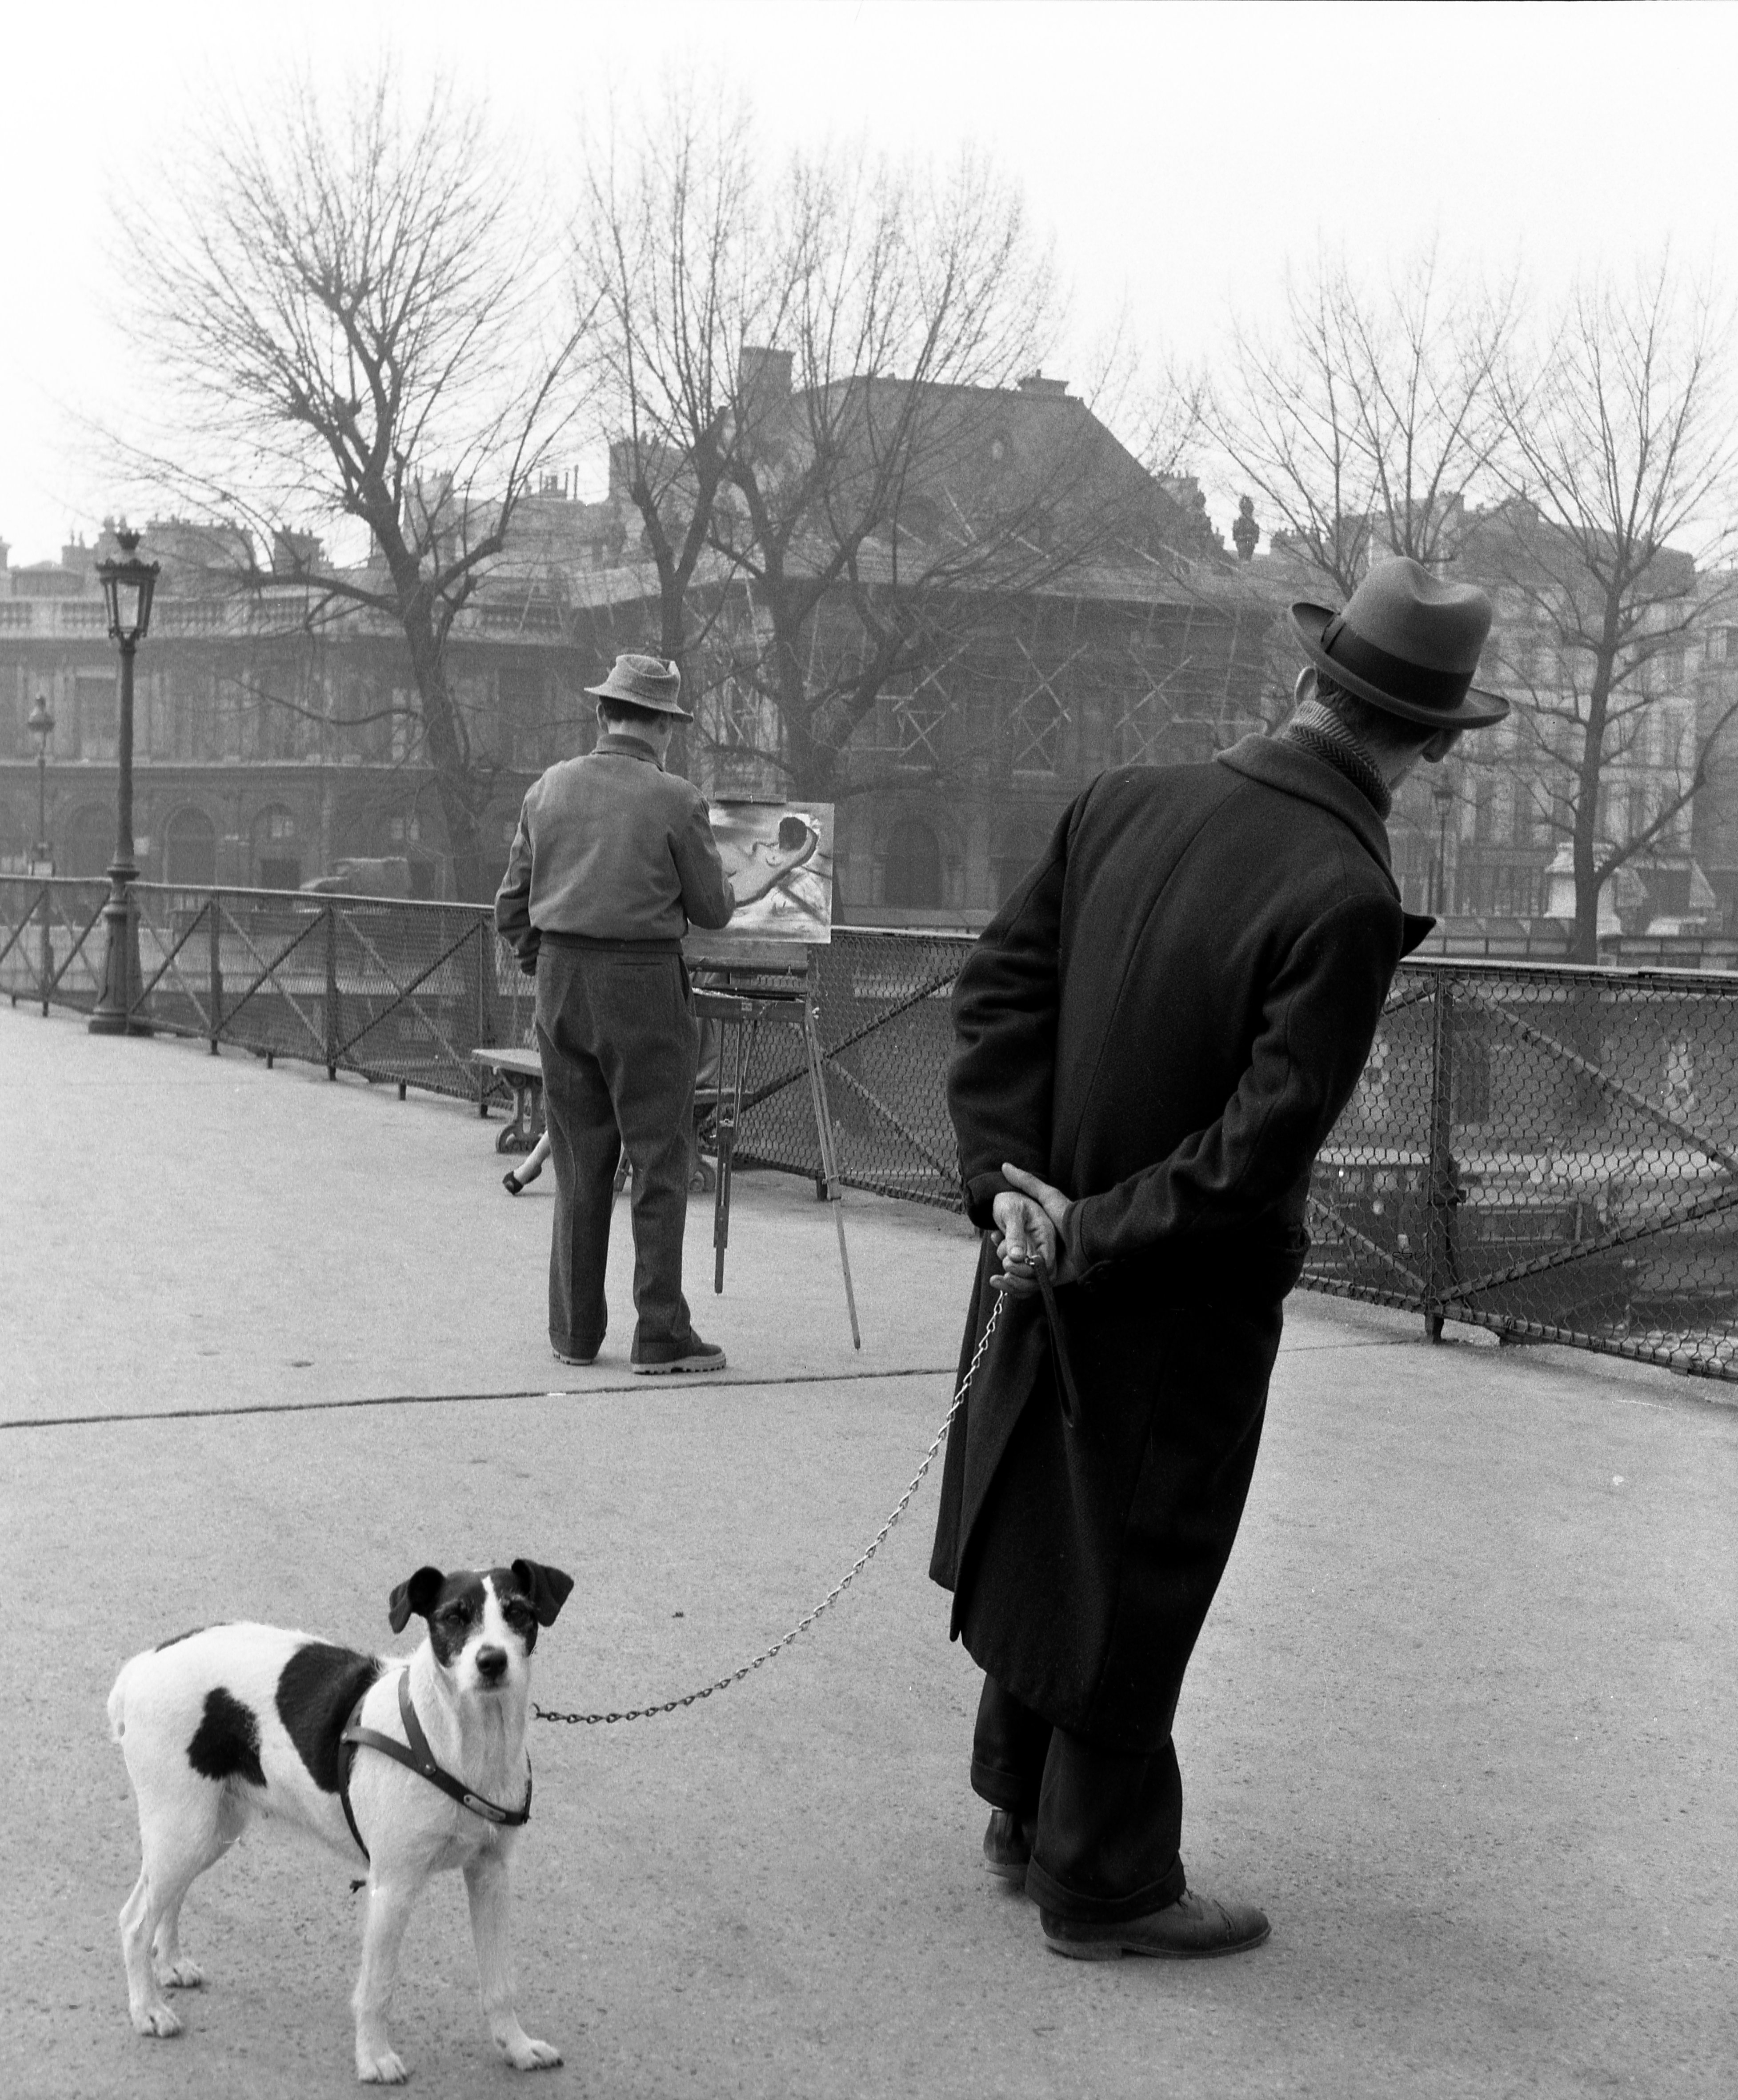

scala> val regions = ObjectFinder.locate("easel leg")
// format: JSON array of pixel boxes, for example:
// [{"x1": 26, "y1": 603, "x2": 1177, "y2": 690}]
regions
[
  {"x1": 804, "y1": 1000, "x2": 860, "y2": 1349},
  {"x1": 713, "y1": 1016, "x2": 749, "y2": 1294}
]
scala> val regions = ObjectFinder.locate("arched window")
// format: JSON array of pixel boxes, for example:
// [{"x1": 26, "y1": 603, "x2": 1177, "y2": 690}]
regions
[
  {"x1": 64, "y1": 804, "x2": 113, "y2": 879},
  {"x1": 252, "y1": 803, "x2": 300, "y2": 890},
  {"x1": 883, "y1": 817, "x2": 942, "y2": 909},
  {"x1": 165, "y1": 806, "x2": 218, "y2": 888}
]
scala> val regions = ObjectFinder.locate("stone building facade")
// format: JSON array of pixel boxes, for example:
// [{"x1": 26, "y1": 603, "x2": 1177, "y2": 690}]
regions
[
  {"x1": 0, "y1": 521, "x2": 589, "y2": 895},
  {"x1": 26, "y1": 404, "x2": 1730, "y2": 944}
]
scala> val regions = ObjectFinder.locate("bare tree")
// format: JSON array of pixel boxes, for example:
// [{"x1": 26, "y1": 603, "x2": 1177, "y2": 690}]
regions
[
  {"x1": 578, "y1": 98, "x2": 1204, "y2": 804},
  {"x1": 1205, "y1": 244, "x2": 1518, "y2": 595},
  {"x1": 575, "y1": 87, "x2": 787, "y2": 705},
  {"x1": 1483, "y1": 260, "x2": 1738, "y2": 960},
  {"x1": 117, "y1": 64, "x2": 587, "y2": 898}
]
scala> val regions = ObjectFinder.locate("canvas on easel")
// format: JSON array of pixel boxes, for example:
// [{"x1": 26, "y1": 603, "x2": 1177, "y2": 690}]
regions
[
  {"x1": 694, "y1": 801, "x2": 834, "y2": 957},
  {"x1": 682, "y1": 799, "x2": 857, "y2": 1344}
]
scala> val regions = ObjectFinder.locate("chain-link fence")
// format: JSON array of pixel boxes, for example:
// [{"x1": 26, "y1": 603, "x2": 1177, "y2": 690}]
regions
[
  {"x1": 1310, "y1": 960, "x2": 1738, "y2": 1380},
  {"x1": 717, "y1": 933, "x2": 972, "y2": 1210},
  {"x1": 7, "y1": 878, "x2": 1736, "y2": 1380}
]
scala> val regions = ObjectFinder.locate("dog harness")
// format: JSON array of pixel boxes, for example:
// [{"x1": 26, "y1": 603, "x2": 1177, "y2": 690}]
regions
[{"x1": 337, "y1": 1671, "x2": 532, "y2": 1864}]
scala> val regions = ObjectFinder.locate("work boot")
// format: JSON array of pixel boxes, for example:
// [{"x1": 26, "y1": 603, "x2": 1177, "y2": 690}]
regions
[{"x1": 630, "y1": 1331, "x2": 726, "y2": 1376}]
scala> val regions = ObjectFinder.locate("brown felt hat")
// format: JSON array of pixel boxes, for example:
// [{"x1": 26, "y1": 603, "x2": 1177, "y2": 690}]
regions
[
  {"x1": 584, "y1": 652, "x2": 691, "y2": 720},
  {"x1": 1291, "y1": 557, "x2": 1510, "y2": 730}
]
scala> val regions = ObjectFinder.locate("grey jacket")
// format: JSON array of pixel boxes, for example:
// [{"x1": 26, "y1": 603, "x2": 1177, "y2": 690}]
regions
[{"x1": 494, "y1": 734, "x2": 735, "y2": 960}]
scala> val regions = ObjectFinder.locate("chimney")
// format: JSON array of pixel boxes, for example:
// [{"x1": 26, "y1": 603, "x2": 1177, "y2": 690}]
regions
[
  {"x1": 608, "y1": 438, "x2": 640, "y2": 498},
  {"x1": 272, "y1": 528, "x2": 324, "y2": 576},
  {"x1": 1016, "y1": 371, "x2": 1069, "y2": 398},
  {"x1": 739, "y1": 345, "x2": 793, "y2": 409}
]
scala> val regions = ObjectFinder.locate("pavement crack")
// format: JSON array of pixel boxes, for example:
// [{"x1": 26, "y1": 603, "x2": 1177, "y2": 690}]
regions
[{"x1": 0, "y1": 1364, "x2": 959, "y2": 1433}]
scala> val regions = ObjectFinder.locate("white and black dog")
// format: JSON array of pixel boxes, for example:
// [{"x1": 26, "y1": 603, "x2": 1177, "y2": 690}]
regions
[{"x1": 108, "y1": 1558, "x2": 573, "y2": 2084}]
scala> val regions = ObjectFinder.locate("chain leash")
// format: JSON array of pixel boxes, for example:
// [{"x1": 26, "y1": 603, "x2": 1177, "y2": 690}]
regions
[{"x1": 533, "y1": 1291, "x2": 1005, "y2": 1728}]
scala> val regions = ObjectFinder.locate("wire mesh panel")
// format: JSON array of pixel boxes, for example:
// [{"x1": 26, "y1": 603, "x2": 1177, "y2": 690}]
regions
[
  {"x1": 814, "y1": 934, "x2": 974, "y2": 1207},
  {"x1": 1303, "y1": 960, "x2": 1738, "y2": 1379},
  {"x1": 119, "y1": 886, "x2": 536, "y2": 1104},
  {"x1": 324, "y1": 902, "x2": 493, "y2": 1096},
  {"x1": 0, "y1": 876, "x2": 111, "y2": 1013},
  {"x1": 726, "y1": 932, "x2": 974, "y2": 1208}
]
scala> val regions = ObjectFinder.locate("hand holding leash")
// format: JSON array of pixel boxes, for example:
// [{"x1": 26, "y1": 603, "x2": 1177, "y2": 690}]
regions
[{"x1": 991, "y1": 1162, "x2": 1077, "y2": 1296}]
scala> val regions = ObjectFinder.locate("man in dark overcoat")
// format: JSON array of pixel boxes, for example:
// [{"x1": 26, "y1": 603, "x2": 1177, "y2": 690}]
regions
[{"x1": 932, "y1": 557, "x2": 1509, "y2": 1958}]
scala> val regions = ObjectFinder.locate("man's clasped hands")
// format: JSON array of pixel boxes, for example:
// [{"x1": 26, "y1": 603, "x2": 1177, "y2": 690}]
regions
[{"x1": 990, "y1": 1161, "x2": 1079, "y2": 1297}]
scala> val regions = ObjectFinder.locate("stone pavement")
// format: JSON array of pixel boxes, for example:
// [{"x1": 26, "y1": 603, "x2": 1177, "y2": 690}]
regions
[{"x1": 1, "y1": 1004, "x2": 1734, "y2": 2100}]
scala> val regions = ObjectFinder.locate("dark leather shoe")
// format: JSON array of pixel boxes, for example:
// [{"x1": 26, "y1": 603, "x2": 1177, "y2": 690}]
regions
[
  {"x1": 981, "y1": 1810, "x2": 1033, "y2": 1883},
  {"x1": 1041, "y1": 1888, "x2": 1271, "y2": 1960}
]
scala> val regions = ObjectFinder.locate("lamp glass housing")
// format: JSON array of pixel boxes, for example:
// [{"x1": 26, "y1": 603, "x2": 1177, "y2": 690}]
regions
[
  {"x1": 27, "y1": 696, "x2": 53, "y2": 754},
  {"x1": 96, "y1": 530, "x2": 160, "y2": 647}
]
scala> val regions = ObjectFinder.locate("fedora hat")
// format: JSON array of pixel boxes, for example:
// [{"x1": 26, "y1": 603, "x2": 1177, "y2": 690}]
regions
[
  {"x1": 1291, "y1": 557, "x2": 1509, "y2": 730},
  {"x1": 584, "y1": 652, "x2": 692, "y2": 721}
]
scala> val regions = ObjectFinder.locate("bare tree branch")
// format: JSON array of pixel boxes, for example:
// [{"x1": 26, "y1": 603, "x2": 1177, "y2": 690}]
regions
[{"x1": 107, "y1": 60, "x2": 591, "y2": 898}]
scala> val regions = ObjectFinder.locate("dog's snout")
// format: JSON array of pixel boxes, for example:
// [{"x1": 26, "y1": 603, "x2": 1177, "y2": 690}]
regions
[{"x1": 476, "y1": 1645, "x2": 509, "y2": 1683}]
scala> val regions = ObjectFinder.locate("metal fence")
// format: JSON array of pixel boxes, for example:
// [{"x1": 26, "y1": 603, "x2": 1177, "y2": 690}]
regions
[
  {"x1": 0, "y1": 877, "x2": 535, "y2": 1101},
  {"x1": 721, "y1": 932, "x2": 971, "y2": 1209},
  {"x1": 1309, "y1": 959, "x2": 1738, "y2": 1381},
  {"x1": 7, "y1": 876, "x2": 1738, "y2": 1381}
]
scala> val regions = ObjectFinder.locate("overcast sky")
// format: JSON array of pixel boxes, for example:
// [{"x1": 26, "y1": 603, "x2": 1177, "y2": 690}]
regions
[{"x1": 1, "y1": 0, "x2": 1729, "y2": 565}]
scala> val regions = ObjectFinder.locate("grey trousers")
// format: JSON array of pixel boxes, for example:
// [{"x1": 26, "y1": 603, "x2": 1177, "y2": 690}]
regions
[{"x1": 535, "y1": 943, "x2": 697, "y2": 1359}]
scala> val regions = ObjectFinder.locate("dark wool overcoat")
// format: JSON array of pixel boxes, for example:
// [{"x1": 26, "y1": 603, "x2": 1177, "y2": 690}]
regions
[{"x1": 930, "y1": 734, "x2": 1431, "y2": 1751}]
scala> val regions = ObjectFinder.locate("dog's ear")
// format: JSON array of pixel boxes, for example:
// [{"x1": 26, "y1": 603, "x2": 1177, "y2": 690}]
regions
[
  {"x1": 511, "y1": 1559, "x2": 575, "y2": 1628},
  {"x1": 388, "y1": 1566, "x2": 446, "y2": 1634}
]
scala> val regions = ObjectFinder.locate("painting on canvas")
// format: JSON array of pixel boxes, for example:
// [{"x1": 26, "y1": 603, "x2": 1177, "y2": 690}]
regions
[{"x1": 705, "y1": 802, "x2": 834, "y2": 945}]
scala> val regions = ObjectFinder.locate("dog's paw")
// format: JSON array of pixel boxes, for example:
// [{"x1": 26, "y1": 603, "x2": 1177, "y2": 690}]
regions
[
  {"x1": 356, "y1": 2048, "x2": 409, "y2": 2085},
  {"x1": 158, "y1": 1957, "x2": 204, "y2": 1990},
  {"x1": 505, "y1": 2036, "x2": 562, "y2": 2072},
  {"x1": 131, "y1": 2000, "x2": 184, "y2": 2039}
]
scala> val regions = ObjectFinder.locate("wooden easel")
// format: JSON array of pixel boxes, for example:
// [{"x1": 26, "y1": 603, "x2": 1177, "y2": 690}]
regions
[{"x1": 689, "y1": 942, "x2": 860, "y2": 1349}]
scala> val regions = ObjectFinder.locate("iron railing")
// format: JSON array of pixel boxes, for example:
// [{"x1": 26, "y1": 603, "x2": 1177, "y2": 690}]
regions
[
  {"x1": 718, "y1": 932, "x2": 970, "y2": 1210},
  {"x1": 0, "y1": 878, "x2": 533, "y2": 1102},
  {"x1": 7, "y1": 877, "x2": 1737, "y2": 1381},
  {"x1": 1306, "y1": 959, "x2": 1738, "y2": 1380}
]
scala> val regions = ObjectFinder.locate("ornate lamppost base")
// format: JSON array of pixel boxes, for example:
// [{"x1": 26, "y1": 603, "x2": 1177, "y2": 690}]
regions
[{"x1": 88, "y1": 863, "x2": 154, "y2": 1037}]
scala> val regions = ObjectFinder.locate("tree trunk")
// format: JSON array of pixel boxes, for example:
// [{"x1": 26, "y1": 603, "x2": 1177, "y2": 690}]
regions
[
  {"x1": 399, "y1": 589, "x2": 493, "y2": 902},
  {"x1": 765, "y1": 587, "x2": 832, "y2": 801},
  {"x1": 1570, "y1": 633, "x2": 1618, "y2": 967},
  {"x1": 1570, "y1": 800, "x2": 1601, "y2": 964}
]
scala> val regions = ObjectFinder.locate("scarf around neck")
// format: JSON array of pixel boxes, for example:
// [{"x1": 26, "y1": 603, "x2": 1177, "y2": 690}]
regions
[{"x1": 1280, "y1": 699, "x2": 1392, "y2": 821}]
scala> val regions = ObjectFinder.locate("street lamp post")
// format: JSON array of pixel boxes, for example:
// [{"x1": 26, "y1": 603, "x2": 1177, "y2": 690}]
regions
[
  {"x1": 27, "y1": 694, "x2": 54, "y2": 1014},
  {"x1": 1431, "y1": 777, "x2": 1456, "y2": 918},
  {"x1": 27, "y1": 694, "x2": 53, "y2": 866},
  {"x1": 88, "y1": 527, "x2": 160, "y2": 1036}
]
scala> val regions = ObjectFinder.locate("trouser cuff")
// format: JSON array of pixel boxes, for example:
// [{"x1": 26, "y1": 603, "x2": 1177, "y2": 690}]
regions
[
  {"x1": 1025, "y1": 1854, "x2": 1186, "y2": 1924},
  {"x1": 970, "y1": 1756, "x2": 1038, "y2": 1816}
]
